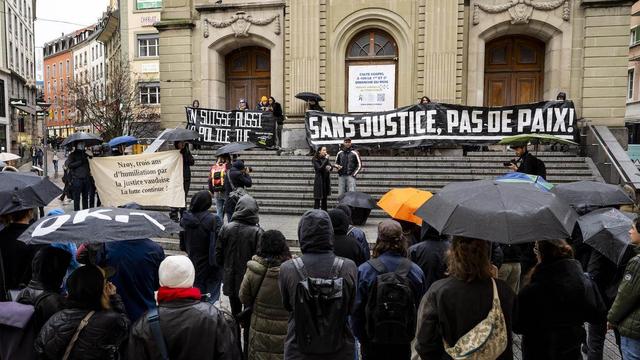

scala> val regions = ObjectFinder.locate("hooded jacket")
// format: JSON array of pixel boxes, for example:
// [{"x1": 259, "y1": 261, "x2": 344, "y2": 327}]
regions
[
  {"x1": 408, "y1": 224, "x2": 451, "y2": 291},
  {"x1": 608, "y1": 251, "x2": 640, "y2": 339},
  {"x1": 66, "y1": 149, "x2": 90, "y2": 179},
  {"x1": 329, "y1": 209, "x2": 367, "y2": 266},
  {"x1": 216, "y1": 195, "x2": 263, "y2": 297},
  {"x1": 181, "y1": 191, "x2": 222, "y2": 294},
  {"x1": 278, "y1": 210, "x2": 358, "y2": 360},
  {"x1": 223, "y1": 160, "x2": 253, "y2": 200}
]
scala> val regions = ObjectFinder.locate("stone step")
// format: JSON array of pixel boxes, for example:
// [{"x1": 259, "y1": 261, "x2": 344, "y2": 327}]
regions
[
  {"x1": 191, "y1": 161, "x2": 590, "y2": 169},
  {"x1": 190, "y1": 168, "x2": 594, "y2": 177},
  {"x1": 194, "y1": 154, "x2": 587, "y2": 163}
]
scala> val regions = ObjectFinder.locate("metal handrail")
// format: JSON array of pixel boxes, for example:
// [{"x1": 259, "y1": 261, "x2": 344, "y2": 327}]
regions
[{"x1": 589, "y1": 125, "x2": 640, "y2": 189}]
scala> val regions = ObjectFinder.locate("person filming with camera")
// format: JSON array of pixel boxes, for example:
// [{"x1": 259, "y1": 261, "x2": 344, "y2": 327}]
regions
[
  {"x1": 223, "y1": 160, "x2": 253, "y2": 220},
  {"x1": 504, "y1": 143, "x2": 547, "y2": 179}
]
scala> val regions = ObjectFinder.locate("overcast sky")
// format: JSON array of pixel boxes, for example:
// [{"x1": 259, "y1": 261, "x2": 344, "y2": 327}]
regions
[{"x1": 34, "y1": 0, "x2": 108, "y2": 81}]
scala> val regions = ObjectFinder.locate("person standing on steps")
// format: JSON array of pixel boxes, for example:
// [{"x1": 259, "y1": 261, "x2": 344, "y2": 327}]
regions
[
  {"x1": 312, "y1": 146, "x2": 336, "y2": 211},
  {"x1": 209, "y1": 154, "x2": 231, "y2": 222},
  {"x1": 336, "y1": 138, "x2": 362, "y2": 197}
]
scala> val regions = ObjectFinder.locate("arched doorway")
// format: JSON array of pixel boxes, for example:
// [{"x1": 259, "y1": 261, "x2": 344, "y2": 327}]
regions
[
  {"x1": 345, "y1": 29, "x2": 398, "y2": 112},
  {"x1": 225, "y1": 46, "x2": 270, "y2": 110},
  {"x1": 484, "y1": 35, "x2": 545, "y2": 107}
]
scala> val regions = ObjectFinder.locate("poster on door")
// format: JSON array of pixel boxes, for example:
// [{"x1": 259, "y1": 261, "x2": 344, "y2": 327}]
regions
[{"x1": 348, "y1": 64, "x2": 396, "y2": 113}]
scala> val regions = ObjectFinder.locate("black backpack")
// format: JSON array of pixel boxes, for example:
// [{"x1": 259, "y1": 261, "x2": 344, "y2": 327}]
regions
[
  {"x1": 292, "y1": 256, "x2": 347, "y2": 354},
  {"x1": 365, "y1": 258, "x2": 417, "y2": 344}
]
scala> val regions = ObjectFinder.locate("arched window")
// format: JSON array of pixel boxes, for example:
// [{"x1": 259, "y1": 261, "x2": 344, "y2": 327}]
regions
[{"x1": 346, "y1": 30, "x2": 398, "y2": 112}]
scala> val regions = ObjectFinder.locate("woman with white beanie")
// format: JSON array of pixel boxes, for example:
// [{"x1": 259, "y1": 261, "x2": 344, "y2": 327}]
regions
[{"x1": 128, "y1": 255, "x2": 241, "y2": 359}]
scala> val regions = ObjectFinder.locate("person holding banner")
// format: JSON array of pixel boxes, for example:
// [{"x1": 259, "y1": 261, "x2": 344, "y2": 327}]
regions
[{"x1": 336, "y1": 138, "x2": 362, "y2": 197}]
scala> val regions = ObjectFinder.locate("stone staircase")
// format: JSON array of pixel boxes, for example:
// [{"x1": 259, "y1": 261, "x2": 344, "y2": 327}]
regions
[{"x1": 187, "y1": 149, "x2": 601, "y2": 217}]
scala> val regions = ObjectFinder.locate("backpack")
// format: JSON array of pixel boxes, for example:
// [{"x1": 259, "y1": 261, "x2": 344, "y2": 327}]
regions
[
  {"x1": 292, "y1": 256, "x2": 347, "y2": 354},
  {"x1": 210, "y1": 163, "x2": 226, "y2": 192},
  {"x1": 364, "y1": 258, "x2": 417, "y2": 344},
  {"x1": 226, "y1": 172, "x2": 248, "y2": 215}
]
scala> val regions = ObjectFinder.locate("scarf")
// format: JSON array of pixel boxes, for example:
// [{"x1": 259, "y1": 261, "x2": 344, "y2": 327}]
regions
[{"x1": 156, "y1": 287, "x2": 202, "y2": 303}]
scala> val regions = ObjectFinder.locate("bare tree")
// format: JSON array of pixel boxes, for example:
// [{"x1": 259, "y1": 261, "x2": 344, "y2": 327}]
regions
[{"x1": 66, "y1": 60, "x2": 160, "y2": 141}]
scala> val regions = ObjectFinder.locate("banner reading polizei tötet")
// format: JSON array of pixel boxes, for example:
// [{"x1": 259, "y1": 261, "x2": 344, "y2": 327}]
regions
[
  {"x1": 305, "y1": 100, "x2": 577, "y2": 149},
  {"x1": 89, "y1": 150, "x2": 185, "y2": 208},
  {"x1": 185, "y1": 106, "x2": 276, "y2": 147}
]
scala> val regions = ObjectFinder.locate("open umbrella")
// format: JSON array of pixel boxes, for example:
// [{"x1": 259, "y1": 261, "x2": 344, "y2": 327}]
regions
[
  {"x1": 108, "y1": 135, "x2": 138, "y2": 148},
  {"x1": 295, "y1": 92, "x2": 324, "y2": 102},
  {"x1": 0, "y1": 152, "x2": 20, "y2": 162},
  {"x1": 378, "y1": 188, "x2": 433, "y2": 226},
  {"x1": 496, "y1": 172, "x2": 553, "y2": 192},
  {"x1": 0, "y1": 172, "x2": 62, "y2": 215},
  {"x1": 552, "y1": 181, "x2": 633, "y2": 211},
  {"x1": 578, "y1": 208, "x2": 633, "y2": 265},
  {"x1": 160, "y1": 128, "x2": 199, "y2": 142},
  {"x1": 338, "y1": 191, "x2": 376, "y2": 209},
  {"x1": 498, "y1": 133, "x2": 578, "y2": 146},
  {"x1": 415, "y1": 180, "x2": 577, "y2": 244},
  {"x1": 215, "y1": 142, "x2": 256, "y2": 156},
  {"x1": 61, "y1": 132, "x2": 103, "y2": 147},
  {"x1": 18, "y1": 207, "x2": 181, "y2": 245}
]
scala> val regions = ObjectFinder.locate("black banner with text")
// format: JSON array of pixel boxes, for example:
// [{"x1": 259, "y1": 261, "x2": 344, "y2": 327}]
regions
[
  {"x1": 305, "y1": 100, "x2": 576, "y2": 149},
  {"x1": 186, "y1": 107, "x2": 276, "y2": 147}
]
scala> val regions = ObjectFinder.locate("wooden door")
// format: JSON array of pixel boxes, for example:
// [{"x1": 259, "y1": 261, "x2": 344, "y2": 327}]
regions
[
  {"x1": 225, "y1": 47, "x2": 271, "y2": 110},
  {"x1": 484, "y1": 36, "x2": 545, "y2": 106}
]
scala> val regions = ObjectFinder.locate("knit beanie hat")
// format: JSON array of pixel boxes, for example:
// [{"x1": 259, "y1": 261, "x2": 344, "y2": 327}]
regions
[{"x1": 159, "y1": 255, "x2": 195, "y2": 289}]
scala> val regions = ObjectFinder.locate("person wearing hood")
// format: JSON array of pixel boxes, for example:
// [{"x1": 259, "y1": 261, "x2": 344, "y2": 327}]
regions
[
  {"x1": 408, "y1": 223, "x2": 451, "y2": 291},
  {"x1": 180, "y1": 190, "x2": 222, "y2": 303},
  {"x1": 216, "y1": 195, "x2": 263, "y2": 319},
  {"x1": 223, "y1": 159, "x2": 253, "y2": 220},
  {"x1": 65, "y1": 142, "x2": 91, "y2": 210},
  {"x1": 128, "y1": 256, "x2": 241, "y2": 360},
  {"x1": 329, "y1": 209, "x2": 367, "y2": 267},
  {"x1": 35, "y1": 265, "x2": 130, "y2": 360},
  {"x1": 335, "y1": 204, "x2": 370, "y2": 260},
  {"x1": 16, "y1": 246, "x2": 71, "y2": 332},
  {"x1": 278, "y1": 209, "x2": 358, "y2": 360},
  {"x1": 46, "y1": 208, "x2": 81, "y2": 293}
]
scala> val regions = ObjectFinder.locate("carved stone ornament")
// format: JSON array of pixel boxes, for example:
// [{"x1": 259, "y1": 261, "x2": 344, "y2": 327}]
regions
[
  {"x1": 203, "y1": 11, "x2": 280, "y2": 38},
  {"x1": 473, "y1": 0, "x2": 570, "y2": 25}
]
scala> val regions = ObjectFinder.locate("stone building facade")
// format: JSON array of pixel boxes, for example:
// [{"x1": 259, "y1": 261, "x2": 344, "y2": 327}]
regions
[{"x1": 155, "y1": 0, "x2": 633, "y2": 149}]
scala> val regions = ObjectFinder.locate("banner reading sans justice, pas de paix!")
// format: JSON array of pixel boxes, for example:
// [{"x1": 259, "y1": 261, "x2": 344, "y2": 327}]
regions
[
  {"x1": 305, "y1": 100, "x2": 576, "y2": 149},
  {"x1": 185, "y1": 107, "x2": 276, "y2": 147},
  {"x1": 89, "y1": 150, "x2": 185, "y2": 208}
]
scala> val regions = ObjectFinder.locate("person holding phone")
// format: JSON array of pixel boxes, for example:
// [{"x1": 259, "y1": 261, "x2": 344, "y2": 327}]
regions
[{"x1": 312, "y1": 146, "x2": 337, "y2": 211}]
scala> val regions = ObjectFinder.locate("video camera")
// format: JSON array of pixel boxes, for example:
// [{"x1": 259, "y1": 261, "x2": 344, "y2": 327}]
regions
[{"x1": 502, "y1": 159, "x2": 517, "y2": 167}]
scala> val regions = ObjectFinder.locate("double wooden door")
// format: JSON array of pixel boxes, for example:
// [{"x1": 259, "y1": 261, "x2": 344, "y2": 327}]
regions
[
  {"x1": 484, "y1": 36, "x2": 545, "y2": 107},
  {"x1": 225, "y1": 46, "x2": 271, "y2": 110}
]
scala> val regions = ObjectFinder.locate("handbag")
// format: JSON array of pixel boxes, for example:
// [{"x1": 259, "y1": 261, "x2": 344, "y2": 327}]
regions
[
  {"x1": 444, "y1": 278, "x2": 507, "y2": 360},
  {"x1": 62, "y1": 310, "x2": 95, "y2": 360}
]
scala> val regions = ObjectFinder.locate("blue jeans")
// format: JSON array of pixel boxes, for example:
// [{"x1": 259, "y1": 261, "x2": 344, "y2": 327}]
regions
[
  {"x1": 216, "y1": 197, "x2": 226, "y2": 222},
  {"x1": 338, "y1": 175, "x2": 356, "y2": 197},
  {"x1": 622, "y1": 336, "x2": 640, "y2": 360}
]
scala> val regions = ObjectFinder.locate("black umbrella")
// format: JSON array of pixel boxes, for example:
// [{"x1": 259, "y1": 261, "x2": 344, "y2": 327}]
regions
[
  {"x1": 295, "y1": 92, "x2": 324, "y2": 102},
  {"x1": 415, "y1": 180, "x2": 578, "y2": 244},
  {"x1": 160, "y1": 128, "x2": 200, "y2": 142},
  {"x1": 338, "y1": 191, "x2": 376, "y2": 209},
  {"x1": 18, "y1": 207, "x2": 181, "y2": 245},
  {"x1": 552, "y1": 181, "x2": 633, "y2": 211},
  {"x1": 60, "y1": 132, "x2": 103, "y2": 147},
  {"x1": 0, "y1": 172, "x2": 62, "y2": 215},
  {"x1": 578, "y1": 208, "x2": 633, "y2": 265},
  {"x1": 215, "y1": 142, "x2": 256, "y2": 156}
]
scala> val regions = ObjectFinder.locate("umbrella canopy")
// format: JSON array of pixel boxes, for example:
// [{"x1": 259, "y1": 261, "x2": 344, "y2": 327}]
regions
[
  {"x1": 415, "y1": 180, "x2": 578, "y2": 244},
  {"x1": 338, "y1": 191, "x2": 376, "y2": 209},
  {"x1": 18, "y1": 207, "x2": 181, "y2": 245},
  {"x1": 215, "y1": 142, "x2": 256, "y2": 156},
  {"x1": 61, "y1": 132, "x2": 103, "y2": 147},
  {"x1": 0, "y1": 152, "x2": 21, "y2": 162},
  {"x1": 0, "y1": 172, "x2": 63, "y2": 215},
  {"x1": 552, "y1": 181, "x2": 633, "y2": 211},
  {"x1": 578, "y1": 208, "x2": 633, "y2": 265},
  {"x1": 159, "y1": 128, "x2": 199, "y2": 142},
  {"x1": 378, "y1": 188, "x2": 433, "y2": 226},
  {"x1": 498, "y1": 133, "x2": 578, "y2": 146},
  {"x1": 496, "y1": 172, "x2": 554, "y2": 192},
  {"x1": 108, "y1": 135, "x2": 138, "y2": 148},
  {"x1": 295, "y1": 92, "x2": 324, "y2": 102}
]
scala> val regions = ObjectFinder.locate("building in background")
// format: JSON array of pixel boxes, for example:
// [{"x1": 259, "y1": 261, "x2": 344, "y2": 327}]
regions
[
  {"x1": 2, "y1": 0, "x2": 38, "y2": 154},
  {"x1": 627, "y1": 1, "x2": 640, "y2": 144},
  {"x1": 71, "y1": 25, "x2": 104, "y2": 132},
  {"x1": 43, "y1": 33, "x2": 75, "y2": 139}
]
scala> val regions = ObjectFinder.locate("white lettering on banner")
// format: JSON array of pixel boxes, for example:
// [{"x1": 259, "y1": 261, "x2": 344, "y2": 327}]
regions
[
  {"x1": 131, "y1": 212, "x2": 165, "y2": 231},
  {"x1": 32, "y1": 215, "x2": 71, "y2": 237},
  {"x1": 308, "y1": 117, "x2": 319, "y2": 138},
  {"x1": 517, "y1": 110, "x2": 532, "y2": 133},
  {"x1": 72, "y1": 209, "x2": 113, "y2": 224}
]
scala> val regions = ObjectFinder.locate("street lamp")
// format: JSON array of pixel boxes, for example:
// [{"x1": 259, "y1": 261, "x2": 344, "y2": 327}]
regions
[{"x1": 36, "y1": 100, "x2": 51, "y2": 177}]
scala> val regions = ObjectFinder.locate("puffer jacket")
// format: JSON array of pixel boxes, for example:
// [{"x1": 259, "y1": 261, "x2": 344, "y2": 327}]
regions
[
  {"x1": 216, "y1": 195, "x2": 263, "y2": 297},
  {"x1": 336, "y1": 148, "x2": 361, "y2": 177},
  {"x1": 127, "y1": 298, "x2": 240, "y2": 360},
  {"x1": 34, "y1": 296, "x2": 130, "y2": 360},
  {"x1": 609, "y1": 252, "x2": 640, "y2": 339},
  {"x1": 240, "y1": 256, "x2": 289, "y2": 360}
]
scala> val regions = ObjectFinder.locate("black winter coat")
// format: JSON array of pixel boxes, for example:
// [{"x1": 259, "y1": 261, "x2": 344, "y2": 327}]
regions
[
  {"x1": 500, "y1": 244, "x2": 525, "y2": 263},
  {"x1": 278, "y1": 210, "x2": 357, "y2": 360},
  {"x1": 409, "y1": 239, "x2": 450, "y2": 292},
  {"x1": 180, "y1": 147, "x2": 195, "y2": 185},
  {"x1": 272, "y1": 101, "x2": 284, "y2": 125},
  {"x1": 216, "y1": 196, "x2": 263, "y2": 298},
  {"x1": 515, "y1": 258, "x2": 605, "y2": 360},
  {"x1": 223, "y1": 165, "x2": 253, "y2": 200},
  {"x1": 127, "y1": 298, "x2": 240, "y2": 360},
  {"x1": 66, "y1": 150, "x2": 90, "y2": 179},
  {"x1": 517, "y1": 151, "x2": 546, "y2": 178},
  {"x1": 312, "y1": 157, "x2": 331, "y2": 199},
  {"x1": 0, "y1": 223, "x2": 40, "y2": 297},
  {"x1": 181, "y1": 206, "x2": 222, "y2": 295},
  {"x1": 415, "y1": 277, "x2": 516, "y2": 360},
  {"x1": 336, "y1": 149, "x2": 361, "y2": 177},
  {"x1": 35, "y1": 296, "x2": 130, "y2": 360},
  {"x1": 588, "y1": 248, "x2": 636, "y2": 308},
  {"x1": 330, "y1": 209, "x2": 367, "y2": 266}
]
